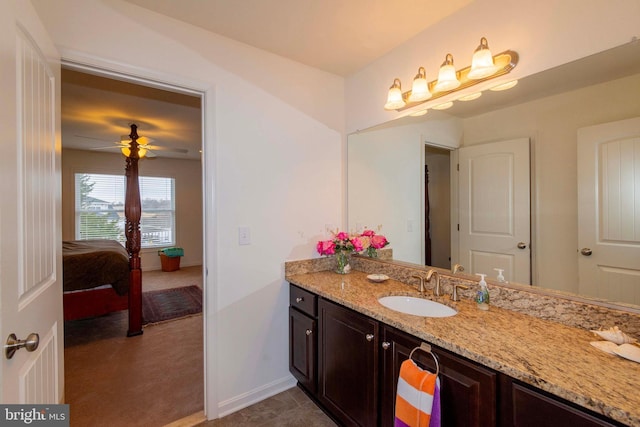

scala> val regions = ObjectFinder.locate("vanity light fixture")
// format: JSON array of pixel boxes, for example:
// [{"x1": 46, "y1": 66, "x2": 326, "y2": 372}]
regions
[
  {"x1": 384, "y1": 78, "x2": 406, "y2": 110},
  {"x1": 490, "y1": 79, "x2": 519, "y2": 91},
  {"x1": 432, "y1": 101, "x2": 454, "y2": 110},
  {"x1": 382, "y1": 37, "x2": 518, "y2": 112},
  {"x1": 434, "y1": 53, "x2": 461, "y2": 92},
  {"x1": 457, "y1": 92, "x2": 482, "y2": 101},
  {"x1": 409, "y1": 109, "x2": 428, "y2": 117},
  {"x1": 408, "y1": 67, "x2": 431, "y2": 102},
  {"x1": 468, "y1": 37, "x2": 498, "y2": 79}
]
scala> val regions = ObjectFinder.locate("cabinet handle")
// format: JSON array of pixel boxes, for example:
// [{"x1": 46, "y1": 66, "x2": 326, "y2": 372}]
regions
[
  {"x1": 365, "y1": 334, "x2": 374, "y2": 342},
  {"x1": 382, "y1": 341, "x2": 390, "y2": 350},
  {"x1": 305, "y1": 329, "x2": 312, "y2": 336},
  {"x1": 296, "y1": 297, "x2": 304, "y2": 303}
]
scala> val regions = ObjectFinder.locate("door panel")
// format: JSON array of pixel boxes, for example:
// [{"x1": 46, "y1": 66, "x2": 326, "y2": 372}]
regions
[
  {"x1": 0, "y1": 0, "x2": 62, "y2": 403},
  {"x1": 457, "y1": 139, "x2": 531, "y2": 284},
  {"x1": 577, "y1": 117, "x2": 640, "y2": 305}
]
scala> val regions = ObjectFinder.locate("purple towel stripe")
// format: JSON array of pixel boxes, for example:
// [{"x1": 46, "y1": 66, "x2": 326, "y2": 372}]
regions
[
  {"x1": 395, "y1": 418, "x2": 411, "y2": 427},
  {"x1": 429, "y1": 379, "x2": 441, "y2": 427}
]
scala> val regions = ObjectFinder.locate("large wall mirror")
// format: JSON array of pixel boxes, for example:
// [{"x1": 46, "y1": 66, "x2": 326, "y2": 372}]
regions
[{"x1": 348, "y1": 40, "x2": 640, "y2": 310}]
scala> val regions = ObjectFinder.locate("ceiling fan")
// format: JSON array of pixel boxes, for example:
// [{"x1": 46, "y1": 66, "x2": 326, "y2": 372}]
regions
[{"x1": 81, "y1": 128, "x2": 189, "y2": 159}]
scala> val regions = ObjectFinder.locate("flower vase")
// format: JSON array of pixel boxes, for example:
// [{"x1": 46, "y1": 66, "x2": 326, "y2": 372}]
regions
[
  {"x1": 365, "y1": 247, "x2": 378, "y2": 258},
  {"x1": 335, "y1": 251, "x2": 352, "y2": 274}
]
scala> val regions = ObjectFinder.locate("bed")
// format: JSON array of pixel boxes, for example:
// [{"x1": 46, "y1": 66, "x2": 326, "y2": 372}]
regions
[
  {"x1": 62, "y1": 240, "x2": 130, "y2": 321},
  {"x1": 63, "y1": 123, "x2": 144, "y2": 336}
]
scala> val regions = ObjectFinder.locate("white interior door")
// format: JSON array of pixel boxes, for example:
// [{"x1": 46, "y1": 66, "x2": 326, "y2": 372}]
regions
[
  {"x1": 457, "y1": 138, "x2": 531, "y2": 284},
  {"x1": 0, "y1": 0, "x2": 63, "y2": 403},
  {"x1": 577, "y1": 117, "x2": 640, "y2": 305}
]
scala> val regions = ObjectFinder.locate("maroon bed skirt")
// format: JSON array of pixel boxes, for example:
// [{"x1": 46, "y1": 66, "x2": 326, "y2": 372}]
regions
[{"x1": 63, "y1": 287, "x2": 128, "y2": 321}]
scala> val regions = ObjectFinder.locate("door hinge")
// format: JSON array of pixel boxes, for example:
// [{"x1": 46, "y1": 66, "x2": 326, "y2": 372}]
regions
[
  {"x1": 457, "y1": 224, "x2": 460, "y2": 231},
  {"x1": 457, "y1": 163, "x2": 459, "y2": 171}
]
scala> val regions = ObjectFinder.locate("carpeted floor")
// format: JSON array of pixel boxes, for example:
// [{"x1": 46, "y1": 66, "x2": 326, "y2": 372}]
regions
[{"x1": 64, "y1": 265, "x2": 204, "y2": 427}]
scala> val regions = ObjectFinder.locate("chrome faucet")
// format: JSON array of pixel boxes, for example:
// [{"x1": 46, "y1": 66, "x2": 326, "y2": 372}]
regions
[
  {"x1": 426, "y1": 269, "x2": 441, "y2": 296},
  {"x1": 451, "y1": 263, "x2": 464, "y2": 274},
  {"x1": 411, "y1": 275, "x2": 426, "y2": 296}
]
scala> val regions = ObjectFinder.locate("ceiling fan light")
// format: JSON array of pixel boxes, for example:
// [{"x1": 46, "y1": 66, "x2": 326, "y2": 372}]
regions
[
  {"x1": 468, "y1": 37, "x2": 498, "y2": 79},
  {"x1": 408, "y1": 67, "x2": 431, "y2": 102},
  {"x1": 384, "y1": 78, "x2": 406, "y2": 110},
  {"x1": 121, "y1": 146, "x2": 147, "y2": 158},
  {"x1": 433, "y1": 54, "x2": 460, "y2": 92}
]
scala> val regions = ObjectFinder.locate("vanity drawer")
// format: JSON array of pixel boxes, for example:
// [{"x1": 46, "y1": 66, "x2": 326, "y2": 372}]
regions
[{"x1": 290, "y1": 285, "x2": 317, "y2": 317}]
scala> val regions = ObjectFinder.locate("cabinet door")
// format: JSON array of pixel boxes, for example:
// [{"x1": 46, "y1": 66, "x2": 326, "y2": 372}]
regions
[
  {"x1": 500, "y1": 377, "x2": 621, "y2": 427},
  {"x1": 318, "y1": 299, "x2": 379, "y2": 427},
  {"x1": 381, "y1": 325, "x2": 497, "y2": 427},
  {"x1": 289, "y1": 307, "x2": 316, "y2": 393}
]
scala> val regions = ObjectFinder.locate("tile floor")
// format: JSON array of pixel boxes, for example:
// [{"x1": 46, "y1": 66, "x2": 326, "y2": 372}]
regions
[{"x1": 197, "y1": 386, "x2": 337, "y2": 427}]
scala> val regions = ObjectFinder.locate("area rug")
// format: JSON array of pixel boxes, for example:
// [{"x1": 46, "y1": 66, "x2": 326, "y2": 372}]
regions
[{"x1": 142, "y1": 285, "x2": 202, "y2": 325}]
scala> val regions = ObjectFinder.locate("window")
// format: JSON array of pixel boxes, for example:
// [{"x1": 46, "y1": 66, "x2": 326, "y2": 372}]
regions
[{"x1": 75, "y1": 173, "x2": 175, "y2": 248}]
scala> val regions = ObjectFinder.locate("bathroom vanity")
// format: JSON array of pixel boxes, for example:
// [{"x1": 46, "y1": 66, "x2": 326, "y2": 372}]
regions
[{"x1": 287, "y1": 262, "x2": 640, "y2": 427}]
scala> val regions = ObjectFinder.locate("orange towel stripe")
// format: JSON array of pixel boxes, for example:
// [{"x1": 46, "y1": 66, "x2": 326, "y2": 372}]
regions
[{"x1": 395, "y1": 360, "x2": 438, "y2": 427}]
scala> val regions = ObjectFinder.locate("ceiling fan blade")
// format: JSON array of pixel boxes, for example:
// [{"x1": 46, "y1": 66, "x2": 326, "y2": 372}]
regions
[
  {"x1": 145, "y1": 145, "x2": 189, "y2": 154},
  {"x1": 91, "y1": 145, "x2": 121, "y2": 150}
]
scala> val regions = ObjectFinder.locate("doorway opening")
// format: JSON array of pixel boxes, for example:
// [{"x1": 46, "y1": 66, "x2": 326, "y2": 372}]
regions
[{"x1": 60, "y1": 65, "x2": 207, "y2": 426}]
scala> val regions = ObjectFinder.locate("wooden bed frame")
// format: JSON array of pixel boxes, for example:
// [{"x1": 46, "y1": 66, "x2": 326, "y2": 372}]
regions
[
  {"x1": 63, "y1": 124, "x2": 144, "y2": 336},
  {"x1": 123, "y1": 124, "x2": 143, "y2": 336}
]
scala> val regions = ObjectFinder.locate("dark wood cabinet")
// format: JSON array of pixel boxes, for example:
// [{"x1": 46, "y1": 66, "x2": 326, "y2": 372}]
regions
[
  {"x1": 499, "y1": 376, "x2": 623, "y2": 427},
  {"x1": 318, "y1": 298, "x2": 379, "y2": 427},
  {"x1": 289, "y1": 286, "x2": 317, "y2": 393},
  {"x1": 380, "y1": 325, "x2": 496, "y2": 427},
  {"x1": 289, "y1": 284, "x2": 621, "y2": 427}
]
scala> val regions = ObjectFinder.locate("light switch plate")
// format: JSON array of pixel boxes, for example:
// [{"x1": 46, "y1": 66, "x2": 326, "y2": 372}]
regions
[{"x1": 238, "y1": 226, "x2": 251, "y2": 245}]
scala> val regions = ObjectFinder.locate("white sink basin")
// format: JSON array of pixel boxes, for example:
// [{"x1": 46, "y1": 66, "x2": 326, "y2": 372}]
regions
[{"x1": 378, "y1": 296, "x2": 457, "y2": 317}]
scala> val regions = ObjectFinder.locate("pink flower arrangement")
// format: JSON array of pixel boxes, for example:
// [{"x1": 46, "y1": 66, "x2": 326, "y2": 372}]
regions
[
  {"x1": 359, "y1": 229, "x2": 390, "y2": 258},
  {"x1": 316, "y1": 231, "x2": 363, "y2": 256},
  {"x1": 316, "y1": 229, "x2": 390, "y2": 258}
]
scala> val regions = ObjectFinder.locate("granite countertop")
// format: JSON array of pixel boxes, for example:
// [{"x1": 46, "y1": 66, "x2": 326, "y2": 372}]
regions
[{"x1": 286, "y1": 270, "x2": 640, "y2": 426}]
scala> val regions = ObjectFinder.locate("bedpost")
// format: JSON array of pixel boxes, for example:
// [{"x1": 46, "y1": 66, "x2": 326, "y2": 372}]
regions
[{"x1": 125, "y1": 123, "x2": 143, "y2": 337}]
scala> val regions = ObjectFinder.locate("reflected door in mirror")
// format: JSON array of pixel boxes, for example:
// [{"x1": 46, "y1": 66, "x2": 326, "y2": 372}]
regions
[
  {"x1": 578, "y1": 117, "x2": 640, "y2": 305},
  {"x1": 457, "y1": 138, "x2": 531, "y2": 284}
]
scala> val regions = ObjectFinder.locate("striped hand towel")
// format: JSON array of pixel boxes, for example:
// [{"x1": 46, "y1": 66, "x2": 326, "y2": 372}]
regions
[{"x1": 395, "y1": 359, "x2": 441, "y2": 427}]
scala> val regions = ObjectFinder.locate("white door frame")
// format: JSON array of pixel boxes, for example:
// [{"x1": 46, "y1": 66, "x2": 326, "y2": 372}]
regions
[{"x1": 59, "y1": 56, "x2": 217, "y2": 419}]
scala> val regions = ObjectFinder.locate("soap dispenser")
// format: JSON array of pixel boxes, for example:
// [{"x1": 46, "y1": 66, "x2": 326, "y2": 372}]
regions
[
  {"x1": 475, "y1": 274, "x2": 490, "y2": 311},
  {"x1": 493, "y1": 268, "x2": 506, "y2": 283}
]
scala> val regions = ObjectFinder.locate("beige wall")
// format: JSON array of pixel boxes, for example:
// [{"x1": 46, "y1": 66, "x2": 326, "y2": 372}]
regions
[
  {"x1": 62, "y1": 148, "x2": 203, "y2": 271},
  {"x1": 462, "y1": 73, "x2": 640, "y2": 293}
]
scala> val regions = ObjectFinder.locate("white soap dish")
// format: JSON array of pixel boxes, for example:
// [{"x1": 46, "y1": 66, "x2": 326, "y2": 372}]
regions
[
  {"x1": 367, "y1": 274, "x2": 389, "y2": 283},
  {"x1": 590, "y1": 326, "x2": 637, "y2": 345}
]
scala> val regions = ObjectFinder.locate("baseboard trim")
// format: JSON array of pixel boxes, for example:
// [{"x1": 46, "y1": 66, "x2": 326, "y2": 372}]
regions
[{"x1": 217, "y1": 376, "x2": 297, "y2": 418}]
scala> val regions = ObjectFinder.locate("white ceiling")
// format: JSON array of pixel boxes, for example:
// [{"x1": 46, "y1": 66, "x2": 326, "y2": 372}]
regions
[
  {"x1": 122, "y1": 0, "x2": 473, "y2": 76},
  {"x1": 62, "y1": 69, "x2": 202, "y2": 159}
]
